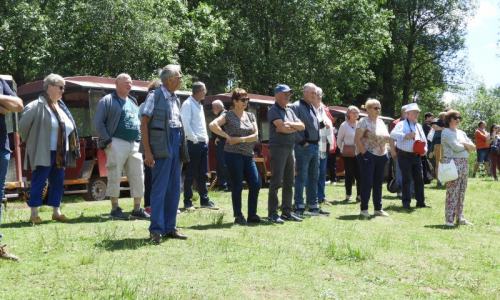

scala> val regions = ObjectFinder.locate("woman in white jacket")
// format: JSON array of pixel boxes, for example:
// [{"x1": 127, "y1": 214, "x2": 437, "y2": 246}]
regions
[{"x1": 337, "y1": 106, "x2": 361, "y2": 202}]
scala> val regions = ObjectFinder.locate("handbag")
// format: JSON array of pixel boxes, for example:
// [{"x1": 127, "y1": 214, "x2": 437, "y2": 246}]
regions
[
  {"x1": 342, "y1": 145, "x2": 355, "y2": 157},
  {"x1": 387, "y1": 157, "x2": 400, "y2": 193},
  {"x1": 438, "y1": 159, "x2": 458, "y2": 183},
  {"x1": 408, "y1": 120, "x2": 426, "y2": 156}
]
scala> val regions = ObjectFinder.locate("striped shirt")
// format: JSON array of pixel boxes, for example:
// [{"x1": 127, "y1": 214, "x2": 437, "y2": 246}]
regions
[{"x1": 390, "y1": 119, "x2": 427, "y2": 153}]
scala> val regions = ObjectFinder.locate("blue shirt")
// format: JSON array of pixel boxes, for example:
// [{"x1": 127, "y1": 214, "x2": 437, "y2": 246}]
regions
[{"x1": 0, "y1": 79, "x2": 15, "y2": 152}]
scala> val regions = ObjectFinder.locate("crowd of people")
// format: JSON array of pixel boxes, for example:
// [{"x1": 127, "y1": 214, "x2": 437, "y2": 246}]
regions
[{"x1": 1, "y1": 60, "x2": 498, "y2": 256}]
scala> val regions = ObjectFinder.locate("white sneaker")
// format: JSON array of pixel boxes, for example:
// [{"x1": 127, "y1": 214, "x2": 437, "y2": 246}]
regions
[
  {"x1": 458, "y1": 219, "x2": 473, "y2": 226},
  {"x1": 359, "y1": 210, "x2": 370, "y2": 218},
  {"x1": 444, "y1": 222, "x2": 455, "y2": 227},
  {"x1": 374, "y1": 210, "x2": 389, "y2": 217}
]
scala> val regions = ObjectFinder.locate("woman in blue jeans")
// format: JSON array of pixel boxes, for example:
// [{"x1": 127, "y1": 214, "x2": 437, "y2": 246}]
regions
[{"x1": 209, "y1": 88, "x2": 261, "y2": 225}]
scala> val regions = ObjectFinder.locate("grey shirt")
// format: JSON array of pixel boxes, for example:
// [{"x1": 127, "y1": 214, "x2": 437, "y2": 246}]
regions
[
  {"x1": 442, "y1": 128, "x2": 472, "y2": 159},
  {"x1": 223, "y1": 110, "x2": 256, "y2": 157},
  {"x1": 268, "y1": 103, "x2": 300, "y2": 147}
]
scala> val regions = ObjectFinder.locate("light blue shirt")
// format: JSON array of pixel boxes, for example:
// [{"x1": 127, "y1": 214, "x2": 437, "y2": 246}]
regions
[
  {"x1": 390, "y1": 119, "x2": 428, "y2": 153},
  {"x1": 180, "y1": 96, "x2": 208, "y2": 143}
]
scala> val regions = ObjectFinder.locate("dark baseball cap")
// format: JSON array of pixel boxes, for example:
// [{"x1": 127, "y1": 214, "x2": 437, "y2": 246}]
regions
[{"x1": 274, "y1": 84, "x2": 292, "y2": 95}]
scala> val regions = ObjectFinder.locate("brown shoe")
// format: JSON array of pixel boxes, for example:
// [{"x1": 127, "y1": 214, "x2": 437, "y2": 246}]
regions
[
  {"x1": 0, "y1": 244, "x2": 19, "y2": 261},
  {"x1": 52, "y1": 214, "x2": 69, "y2": 222},
  {"x1": 164, "y1": 230, "x2": 188, "y2": 240},
  {"x1": 30, "y1": 216, "x2": 42, "y2": 225}
]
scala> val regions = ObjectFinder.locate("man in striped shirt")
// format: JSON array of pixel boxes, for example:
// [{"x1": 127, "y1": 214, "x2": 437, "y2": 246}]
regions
[{"x1": 390, "y1": 103, "x2": 428, "y2": 209}]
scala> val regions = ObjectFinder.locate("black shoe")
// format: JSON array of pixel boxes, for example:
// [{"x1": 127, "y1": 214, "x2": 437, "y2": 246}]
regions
[
  {"x1": 416, "y1": 203, "x2": 430, "y2": 208},
  {"x1": 247, "y1": 215, "x2": 261, "y2": 224},
  {"x1": 402, "y1": 203, "x2": 411, "y2": 210},
  {"x1": 294, "y1": 209, "x2": 305, "y2": 217},
  {"x1": 355, "y1": 195, "x2": 361, "y2": 203},
  {"x1": 200, "y1": 200, "x2": 219, "y2": 210},
  {"x1": 164, "y1": 230, "x2": 188, "y2": 240},
  {"x1": 150, "y1": 232, "x2": 162, "y2": 245},
  {"x1": 269, "y1": 214, "x2": 285, "y2": 224},
  {"x1": 110, "y1": 207, "x2": 129, "y2": 220},
  {"x1": 281, "y1": 212, "x2": 303, "y2": 222},
  {"x1": 130, "y1": 208, "x2": 150, "y2": 220},
  {"x1": 234, "y1": 215, "x2": 247, "y2": 225}
]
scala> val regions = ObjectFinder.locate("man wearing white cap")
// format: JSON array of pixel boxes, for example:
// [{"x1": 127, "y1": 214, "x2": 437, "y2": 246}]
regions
[{"x1": 390, "y1": 103, "x2": 428, "y2": 209}]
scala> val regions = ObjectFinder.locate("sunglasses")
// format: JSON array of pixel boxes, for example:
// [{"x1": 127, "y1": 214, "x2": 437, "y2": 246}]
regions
[
  {"x1": 452, "y1": 116, "x2": 462, "y2": 121},
  {"x1": 238, "y1": 97, "x2": 250, "y2": 103},
  {"x1": 53, "y1": 85, "x2": 65, "y2": 91},
  {"x1": 371, "y1": 107, "x2": 381, "y2": 111}
]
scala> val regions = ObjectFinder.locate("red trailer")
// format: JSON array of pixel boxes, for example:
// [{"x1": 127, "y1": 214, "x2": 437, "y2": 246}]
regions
[{"x1": 15, "y1": 76, "x2": 190, "y2": 201}]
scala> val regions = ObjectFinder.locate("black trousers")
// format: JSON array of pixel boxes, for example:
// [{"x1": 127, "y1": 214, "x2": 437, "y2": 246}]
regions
[
  {"x1": 343, "y1": 156, "x2": 360, "y2": 197},
  {"x1": 397, "y1": 151, "x2": 425, "y2": 206}
]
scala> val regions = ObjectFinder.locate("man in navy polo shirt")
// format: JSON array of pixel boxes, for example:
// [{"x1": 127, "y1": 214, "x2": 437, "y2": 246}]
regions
[{"x1": 0, "y1": 44, "x2": 24, "y2": 260}]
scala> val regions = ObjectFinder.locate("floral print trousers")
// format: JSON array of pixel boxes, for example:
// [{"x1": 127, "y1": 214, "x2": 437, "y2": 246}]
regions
[{"x1": 444, "y1": 158, "x2": 469, "y2": 223}]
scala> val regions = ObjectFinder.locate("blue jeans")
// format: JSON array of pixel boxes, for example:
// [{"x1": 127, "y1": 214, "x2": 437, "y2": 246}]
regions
[
  {"x1": 0, "y1": 149, "x2": 10, "y2": 239},
  {"x1": 294, "y1": 144, "x2": 319, "y2": 210},
  {"x1": 477, "y1": 148, "x2": 489, "y2": 163},
  {"x1": 184, "y1": 141, "x2": 209, "y2": 207},
  {"x1": 215, "y1": 139, "x2": 228, "y2": 188},
  {"x1": 28, "y1": 151, "x2": 65, "y2": 208},
  {"x1": 149, "y1": 128, "x2": 182, "y2": 235},
  {"x1": 224, "y1": 151, "x2": 260, "y2": 217},
  {"x1": 317, "y1": 156, "x2": 327, "y2": 202},
  {"x1": 357, "y1": 151, "x2": 388, "y2": 211}
]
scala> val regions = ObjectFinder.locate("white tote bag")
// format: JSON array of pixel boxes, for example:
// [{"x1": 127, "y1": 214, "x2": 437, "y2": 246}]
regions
[{"x1": 438, "y1": 159, "x2": 459, "y2": 183}]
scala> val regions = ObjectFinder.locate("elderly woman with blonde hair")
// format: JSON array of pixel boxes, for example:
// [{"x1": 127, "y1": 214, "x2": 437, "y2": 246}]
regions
[
  {"x1": 19, "y1": 74, "x2": 80, "y2": 224},
  {"x1": 354, "y1": 99, "x2": 391, "y2": 218}
]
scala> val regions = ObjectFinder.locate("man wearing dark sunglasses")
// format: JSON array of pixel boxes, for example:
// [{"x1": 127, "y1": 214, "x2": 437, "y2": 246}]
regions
[{"x1": 0, "y1": 45, "x2": 23, "y2": 261}]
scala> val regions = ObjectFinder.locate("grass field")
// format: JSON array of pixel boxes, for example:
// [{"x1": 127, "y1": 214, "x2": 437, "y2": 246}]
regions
[{"x1": 0, "y1": 178, "x2": 499, "y2": 299}]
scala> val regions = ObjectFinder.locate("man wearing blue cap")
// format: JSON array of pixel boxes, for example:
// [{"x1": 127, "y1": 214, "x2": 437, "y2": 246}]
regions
[
  {"x1": 0, "y1": 44, "x2": 24, "y2": 260},
  {"x1": 267, "y1": 84, "x2": 305, "y2": 223}
]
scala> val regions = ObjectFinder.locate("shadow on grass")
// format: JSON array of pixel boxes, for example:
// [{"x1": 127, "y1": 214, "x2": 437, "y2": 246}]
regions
[
  {"x1": 185, "y1": 222, "x2": 235, "y2": 230},
  {"x1": 66, "y1": 214, "x2": 111, "y2": 224},
  {"x1": 336, "y1": 214, "x2": 373, "y2": 221},
  {"x1": 0, "y1": 220, "x2": 52, "y2": 228},
  {"x1": 382, "y1": 195, "x2": 401, "y2": 200},
  {"x1": 424, "y1": 224, "x2": 457, "y2": 230},
  {"x1": 383, "y1": 205, "x2": 415, "y2": 214},
  {"x1": 329, "y1": 200, "x2": 355, "y2": 206},
  {"x1": 95, "y1": 238, "x2": 151, "y2": 251}
]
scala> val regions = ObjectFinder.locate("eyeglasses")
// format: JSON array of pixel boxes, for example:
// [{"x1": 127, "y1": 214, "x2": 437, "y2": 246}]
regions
[
  {"x1": 53, "y1": 85, "x2": 65, "y2": 91},
  {"x1": 452, "y1": 116, "x2": 462, "y2": 121},
  {"x1": 238, "y1": 97, "x2": 249, "y2": 103}
]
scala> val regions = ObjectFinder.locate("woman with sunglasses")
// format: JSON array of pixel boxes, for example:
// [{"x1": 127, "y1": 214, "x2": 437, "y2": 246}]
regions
[
  {"x1": 354, "y1": 98, "x2": 391, "y2": 218},
  {"x1": 209, "y1": 88, "x2": 261, "y2": 225},
  {"x1": 19, "y1": 74, "x2": 80, "y2": 224},
  {"x1": 441, "y1": 110, "x2": 475, "y2": 227}
]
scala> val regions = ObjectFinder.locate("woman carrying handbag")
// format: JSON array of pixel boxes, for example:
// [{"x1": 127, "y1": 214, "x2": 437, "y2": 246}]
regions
[{"x1": 441, "y1": 110, "x2": 476, "y2": 227}]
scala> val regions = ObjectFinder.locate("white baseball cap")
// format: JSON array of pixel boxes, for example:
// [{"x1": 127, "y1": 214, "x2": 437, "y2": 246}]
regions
[{"x1": 404, "y1": 103, "x2": 421, "y2": 112}]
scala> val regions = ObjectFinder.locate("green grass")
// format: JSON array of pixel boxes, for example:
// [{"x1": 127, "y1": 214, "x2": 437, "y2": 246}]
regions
[{"x1": 1, "y1": 178, "x2": 499, "y2": 299}]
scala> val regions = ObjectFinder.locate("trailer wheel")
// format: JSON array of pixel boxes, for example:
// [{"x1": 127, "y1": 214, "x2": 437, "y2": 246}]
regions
[{"x1": 86, "y1": 177, "x2": 107, "y2": 201}]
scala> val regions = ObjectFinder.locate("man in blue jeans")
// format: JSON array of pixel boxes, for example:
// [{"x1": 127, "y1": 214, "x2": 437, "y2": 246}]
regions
[
  {"x1": 0, "y1": 45, "x2": 24, "y2": 260},
  {"x1": 180, "y1": 81, "x2": 217, "y2": 210},
  {"x1": 291, "y1": 83, "x2": 329, "y2": 216},
  {"x1": 141, "y1": 64, "x2": 188, "y2": 244}
]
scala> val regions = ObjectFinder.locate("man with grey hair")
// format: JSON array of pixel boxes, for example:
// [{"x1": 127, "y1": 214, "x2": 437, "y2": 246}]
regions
[
  {"x1": 291, "y1": 83, "x2": 329, "y2": 216},
  {"x1": 141, "y1": 64, "x2": 187, "y2": 243},
  {"x1": 180, "y1": 81, "x2": 217, "y2": 210},
  {"x1": 211, "y1": 99, "x2": 229, "y2": 191},
  {"x1": 93, "y1": 73, "x2": 149, "y2": 220},
  {"x1": 0, "y1": 44, "x2": 23, "y2": 261}
]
